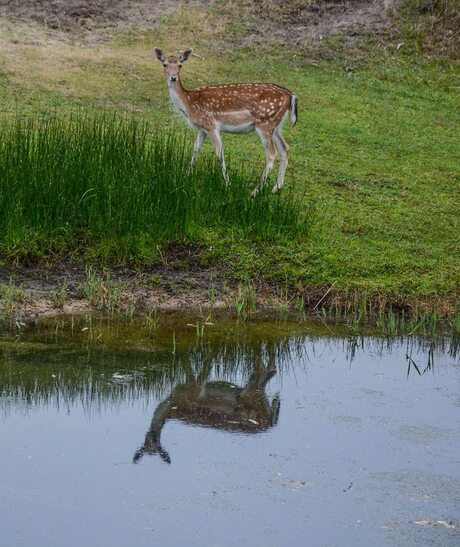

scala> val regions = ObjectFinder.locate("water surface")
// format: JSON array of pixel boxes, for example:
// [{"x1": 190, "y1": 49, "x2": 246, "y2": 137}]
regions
[{"x1": 1, "y1": 317, "x2": 459, "y2": 546}]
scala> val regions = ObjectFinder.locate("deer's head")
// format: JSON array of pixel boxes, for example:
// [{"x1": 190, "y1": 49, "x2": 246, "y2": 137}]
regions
[{"x1": 154, "y1": 48, "x2": 193, "y2": 84}]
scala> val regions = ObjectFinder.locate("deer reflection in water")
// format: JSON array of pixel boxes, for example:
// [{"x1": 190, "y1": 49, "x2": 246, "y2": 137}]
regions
[{"x1": 133, "y1": 359, "x2": 280, "y2": 464}]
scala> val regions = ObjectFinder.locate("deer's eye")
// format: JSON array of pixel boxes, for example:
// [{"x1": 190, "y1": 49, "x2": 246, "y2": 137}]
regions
[
  {"x1": 163, "y1": 63, "x2": 167, "y2": 67},
  {"x1": 179, "y1": 64, "x2": 182, "y2": 68}
]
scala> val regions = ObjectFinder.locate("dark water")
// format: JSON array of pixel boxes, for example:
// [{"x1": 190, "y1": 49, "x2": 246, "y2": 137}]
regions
[{"x1": 1, "y1": 317, "x2": 459, "y2": 547}]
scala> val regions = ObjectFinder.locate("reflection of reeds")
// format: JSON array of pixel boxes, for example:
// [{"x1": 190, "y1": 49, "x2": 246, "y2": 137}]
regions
[
  {"x1": 0, "y1": 338, "x2": 297, "y2": 416},
  {"x1": 0, "y1": 316, "x2": 458, "y2": 415}
]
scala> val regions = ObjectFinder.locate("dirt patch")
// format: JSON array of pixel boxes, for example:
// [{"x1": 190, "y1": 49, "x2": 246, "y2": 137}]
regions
[
  {"x1": 2, "y1": 1, "x2": 455, "y2": 56},
  {"x1": 0, "y1": 0, "x2": 211, "y2": 31},
  {"x1": 0, "y1": 254, "x2": 280, "y2": 323},
  {"x1": 0, "y1": 0, "x2": 399, "y2": 48},
  {"x1": 0, "y1": 256, "x2": 282, "y2": 323},
  {"x1": 233, "y1": 0, "x2": 398, "y2": 49}
]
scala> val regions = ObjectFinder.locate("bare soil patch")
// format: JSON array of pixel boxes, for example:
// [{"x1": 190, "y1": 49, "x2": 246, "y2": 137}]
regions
[
  {"x1": 1, "y1": 2, "x2": 455, "y2": 55},
  {"x1": 234, "y1": 0, "x2": 398, "y2": 49},
  {"x1": 0, "y1": 0, "x2": 398, "y2": 47},
  {"x1": 0, "y1": 251, "x2": 234, "y2": 322},
  {"x1": 0, "y1": 0, "x2": 211, "y2": 32}
]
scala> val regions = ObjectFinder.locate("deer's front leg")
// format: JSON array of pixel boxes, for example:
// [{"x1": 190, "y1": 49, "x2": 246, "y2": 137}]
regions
[
  {"x1": 189, "y1": 130, "x2": 207, "y2": 173},
  {"x1": 209, "y1": 129, "x2": 229, "y2": 185},
  {"x1": 252, "y1": 128, "x2": 277, "y2": 197}
]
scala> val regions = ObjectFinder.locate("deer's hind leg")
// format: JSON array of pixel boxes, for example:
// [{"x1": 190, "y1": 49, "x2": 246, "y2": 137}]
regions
[{"x1": 272, "y1": 125, "x2": 289, "y2": 193}]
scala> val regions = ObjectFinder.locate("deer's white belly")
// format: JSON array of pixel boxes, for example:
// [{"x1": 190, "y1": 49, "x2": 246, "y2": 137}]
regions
[
  {"x1": 218, "y1": 109, "x2": 255, "y2": 134},
  {"x1": 219, "y1": 122, "x2": 255, "y2": 134}
]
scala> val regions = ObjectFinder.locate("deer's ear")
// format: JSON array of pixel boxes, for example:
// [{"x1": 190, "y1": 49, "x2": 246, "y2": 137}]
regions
[
  {"x1": 179, "y1": 48, "x2": 193, "y2": 63},
  {"x1": 154, "y1": 47, "x2": 166, "y2": 62}
]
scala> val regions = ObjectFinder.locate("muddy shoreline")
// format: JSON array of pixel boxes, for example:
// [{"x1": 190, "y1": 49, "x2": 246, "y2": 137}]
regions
[
  {"x1": 0, "y1": 258, "x2": 456, "y2": 325},
  {"x1": 0, "y1": 258, "x2": 281, "y2": 323}
]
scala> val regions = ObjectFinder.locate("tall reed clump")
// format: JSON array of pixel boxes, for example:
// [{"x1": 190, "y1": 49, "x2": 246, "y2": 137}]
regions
[{"x1": 0, "y1": 114, "x2": 309, "y2": 262}]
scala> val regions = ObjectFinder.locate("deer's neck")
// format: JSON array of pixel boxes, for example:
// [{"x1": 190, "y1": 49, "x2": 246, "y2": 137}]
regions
[{"x1": 168, "y1": 78, "x2": 192, "y2": 124}]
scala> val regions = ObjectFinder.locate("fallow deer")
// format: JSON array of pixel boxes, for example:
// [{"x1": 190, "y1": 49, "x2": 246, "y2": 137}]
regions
[
  {"x1": 154, "y1": 47, "x2": 298, "y2": 194},
  {"x1": 133, "y1": 359, "x2": 280, "y2": 464}
]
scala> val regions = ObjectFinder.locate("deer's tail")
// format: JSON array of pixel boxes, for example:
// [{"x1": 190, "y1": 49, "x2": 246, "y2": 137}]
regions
[{"x1": 290, "y1": 94, "x2": 298, "y2": 126}]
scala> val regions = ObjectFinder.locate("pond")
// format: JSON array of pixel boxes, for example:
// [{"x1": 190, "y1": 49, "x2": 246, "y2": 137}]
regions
[{"x1": 1, "y1": 316, "x2": 459, "y2": 546}]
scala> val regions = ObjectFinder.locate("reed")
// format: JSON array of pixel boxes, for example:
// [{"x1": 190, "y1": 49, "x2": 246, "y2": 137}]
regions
[
  {"x1": 315, "y1": 300, "x2": 459, "y2": 338},
  {"x1": 0, "y1": 113, "x2": 309, "y2": 263}
]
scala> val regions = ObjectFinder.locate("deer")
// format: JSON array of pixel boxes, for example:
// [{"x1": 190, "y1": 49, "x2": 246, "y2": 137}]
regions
[
  {"x1": 133, "y1": 358, "x2": 280, "y2": 464},
  {"x1": 154, "y1": 47, "x2": 298, "y2": 194}
]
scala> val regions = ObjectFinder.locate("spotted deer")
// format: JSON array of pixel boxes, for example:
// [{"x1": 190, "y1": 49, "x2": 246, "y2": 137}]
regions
[
  {"x1": 154, "y1": 47, "x2": 298, "y2": 194},
  {"x1": 133, "y1": 359, "x2": 280, "y2": 464}
]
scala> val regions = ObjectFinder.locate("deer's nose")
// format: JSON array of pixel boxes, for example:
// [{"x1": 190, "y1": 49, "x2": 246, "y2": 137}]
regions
[{"x1": 169, "y1": 76, "x2": 177, "y2": 82}]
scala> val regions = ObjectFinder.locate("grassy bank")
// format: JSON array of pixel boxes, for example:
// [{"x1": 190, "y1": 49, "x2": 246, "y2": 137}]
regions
[
  {"x1": 0, "y1": 1, "x2": 458, "y2": 319},
  {"x1": 0, "y1": 115, "x2": 308, "y2": 261}
]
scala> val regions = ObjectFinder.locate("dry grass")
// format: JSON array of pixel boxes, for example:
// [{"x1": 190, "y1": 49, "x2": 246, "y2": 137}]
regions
[{"x1": 394, "y1": 0, "x2": 460, "y2": 56}]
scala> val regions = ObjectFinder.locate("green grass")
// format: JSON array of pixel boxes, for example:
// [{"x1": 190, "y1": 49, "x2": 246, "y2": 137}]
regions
[
  {"x1": 0, "y1": 280, "x2": 25, "y2": 327},
  {"x1": 0, "y1": 114, "x2": 309, "y2": 262},
  {"x1": 0, "y1": 3, "x2": 458, "y2": 315}
]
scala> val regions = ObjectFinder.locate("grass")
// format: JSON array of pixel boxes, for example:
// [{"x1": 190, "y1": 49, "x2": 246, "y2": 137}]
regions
[
  {"x1": 0, "y1": 114, "x2": 309, "y2": 262},
  {"x1": 0, "y1": 280, "x2": 25, "y2": 328},
  {"x1": 0, "y1": 2, "x2": 458, "y2": 318},
  {"x1": 395, "y1": 0, "x2": 460, "y2": 56},
  {"x1": 235, "y1": 284, "x2": 258, "y2": 320},
  {"x1": 81, "y1": 266, "x2": 123, "y2": 313}
]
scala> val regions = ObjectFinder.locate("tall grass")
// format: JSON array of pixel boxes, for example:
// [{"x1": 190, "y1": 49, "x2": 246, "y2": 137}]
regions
[{"x1": 0, "y1": 114, "x2": 308, "y2": 262}]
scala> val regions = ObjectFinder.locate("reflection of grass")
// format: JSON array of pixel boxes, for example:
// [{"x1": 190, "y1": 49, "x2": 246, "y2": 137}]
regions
[
  {"x1": 0, "y1": 318, "x2": 303, "y2": 412},
  {"x1": 0, "y1": 316, "x2": 457, "y2": 413}
]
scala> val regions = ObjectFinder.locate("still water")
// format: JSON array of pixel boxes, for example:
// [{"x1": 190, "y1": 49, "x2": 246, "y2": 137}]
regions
[{"x1": 1, "y1": 316, "x2": 459, "y2": 547}]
